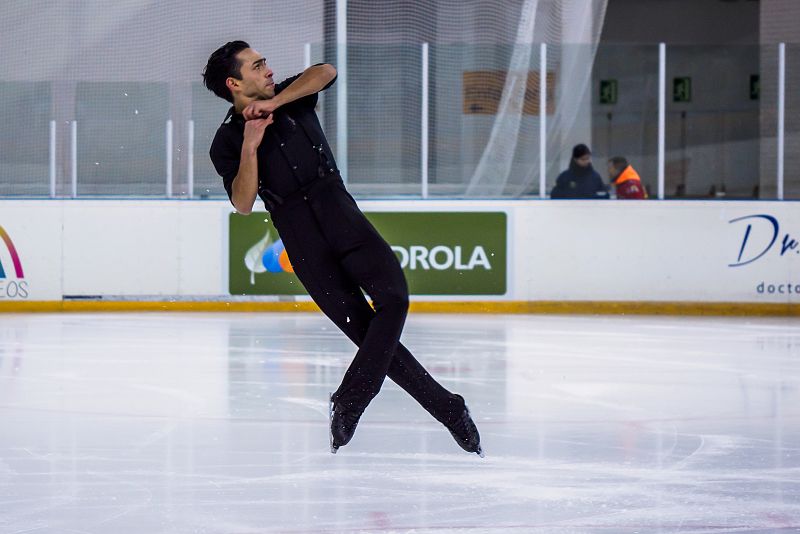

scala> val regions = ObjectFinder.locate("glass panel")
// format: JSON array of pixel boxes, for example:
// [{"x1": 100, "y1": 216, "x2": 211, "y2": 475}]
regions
[
  {"x1": 0, "y1": 82, "x2": 52, "y2": 196},
  {"x1": 544, "y1": 42, "x2": 606, "y2": 200},
  {"x1": 74, "y1": 82, "x2": 168, "y2": 196},
  {"x1": 345, "y1": 44, "x2": 422, "y2": 197},
  {"x1": 665, "y1": 45, "x2": 760, "y2": 199},
  {"x1": 191, "y1": 82, "x2": 231, "y2": 199},
  {"x1": 0, "y1": 44, "x2": 788, "y2": 201},
  {"x1": 592, "y1": 44, "x2": 659, "y2": 199},
  {"x1": 785, "y1": 44, "x2": 800, "y2": 200},
  {"x1": 428, "y1": 43, "x2": 544, "y2": 197},
  {"x1": 758, "y1": 44, "x2": 779, "y2": 200}
]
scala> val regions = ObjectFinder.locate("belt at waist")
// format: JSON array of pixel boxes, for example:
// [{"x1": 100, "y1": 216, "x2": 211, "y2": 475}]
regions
[{"x1": 263, "y1": 172, "x2": 343, "y2": 213}]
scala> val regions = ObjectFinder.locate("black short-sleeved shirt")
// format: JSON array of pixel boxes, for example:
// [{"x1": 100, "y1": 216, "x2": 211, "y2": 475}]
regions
[{"x1": 209, "y1": 66, "x2": 337, "y2": 206}]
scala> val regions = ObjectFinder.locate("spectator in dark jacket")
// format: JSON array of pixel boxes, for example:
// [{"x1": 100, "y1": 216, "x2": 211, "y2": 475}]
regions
[{"x1": 550, "y1": 144, "x2": 609, "y2": 199}]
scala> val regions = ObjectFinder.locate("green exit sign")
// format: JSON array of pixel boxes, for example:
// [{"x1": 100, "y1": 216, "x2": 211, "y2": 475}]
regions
[
  {"x1": 599, "y1": 79, "x2": 618, "y2": 104},
  {"x1": 673, "y1": 77, "x2": 692, "y2": 103}
]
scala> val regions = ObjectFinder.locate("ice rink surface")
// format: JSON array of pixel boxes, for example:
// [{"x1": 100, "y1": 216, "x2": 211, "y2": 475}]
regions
[{"x1": 0, "y1": 311, "x2": 798, "y2": 533}]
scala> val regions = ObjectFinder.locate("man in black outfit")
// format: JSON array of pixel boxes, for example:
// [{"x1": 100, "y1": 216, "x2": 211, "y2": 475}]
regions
[{"x1": 203, "y1": 41, "x2": 482, "y2": 456}]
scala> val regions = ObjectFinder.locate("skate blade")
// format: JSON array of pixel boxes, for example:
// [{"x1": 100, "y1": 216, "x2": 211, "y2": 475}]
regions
[
  {"x1": 462, "y1": 402, "x2": 484, "y2": 458},
  {"x1": 328, "y1": 392, "x2": 336, "y2": 454}
]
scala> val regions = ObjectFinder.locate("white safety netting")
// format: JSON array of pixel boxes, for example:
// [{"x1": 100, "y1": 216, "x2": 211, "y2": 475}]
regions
[{"x1": 0, "y1": 0, "x2": 607, "y2": 198}]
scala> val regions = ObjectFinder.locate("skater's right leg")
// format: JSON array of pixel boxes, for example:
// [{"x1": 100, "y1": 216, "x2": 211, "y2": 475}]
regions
[{"x1": 386, "y1": 344, "x2": 465, "y2": 424}]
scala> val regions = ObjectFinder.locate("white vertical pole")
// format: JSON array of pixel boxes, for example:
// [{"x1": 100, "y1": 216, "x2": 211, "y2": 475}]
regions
[
  {"x1": 421, "y1": 42, "x2": 429, "y2": 199},
  {"x1": 539, "y1": 43, "x2": 547, "y2": 199},
  {"x1": 336, "y1": 0, "x2": 348, "y2": 184},
  {"x1": 49, "y1": 120, "x2": 56, "y2": 198},
  {"x1": 304, "y1": 42, "x2": 311, "y2": 69},
  {"x1": 70, "y1": 120, "x2": 77, "y2": 198},
  {"x1": 166, "y1": 120, "x2": 173, "y2": 198},
  {"x1": 777, "y1": 42, "x2": 785, "y2": 200},
  {"x1": 187, "y1": 120, "x2": 195, "y2": 199},
  {"x1": 658, "y1": 42, "x2": 666, "y2": 200}
]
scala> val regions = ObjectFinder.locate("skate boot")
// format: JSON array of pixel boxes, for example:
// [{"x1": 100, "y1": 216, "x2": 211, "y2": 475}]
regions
[
  {"x1": 329, "y1": 393, "x2": 362, "y2": 454},
  {"x1": 445, "y1": 394, "x2": 484, "y2": 457}
]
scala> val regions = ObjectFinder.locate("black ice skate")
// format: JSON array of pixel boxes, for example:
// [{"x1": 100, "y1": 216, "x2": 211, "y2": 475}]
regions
[
  {"x1": 329, "y1": 393, "x2": 362, "y2": 454},
  {"x1": 445, "y1": 394, "x2": 484, "y2": 457}
]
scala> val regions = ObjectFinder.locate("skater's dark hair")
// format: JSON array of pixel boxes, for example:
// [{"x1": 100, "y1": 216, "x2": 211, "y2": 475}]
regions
[
  {"x1": 608, "y1": 156, "x2": 629, "y2": 171},
  {"x1": 203, "y1": 40, "x2": 250, "y2": 103}
]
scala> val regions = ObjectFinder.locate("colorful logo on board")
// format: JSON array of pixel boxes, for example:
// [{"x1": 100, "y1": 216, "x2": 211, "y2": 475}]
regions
[
  {"x1": 0, "y1": 225, "x2": 25, "y2": 279},
  {"x1": 0, "y1": 224, "x2": 29, "y2": 299},
  {"x1": 262, "y1": 239, "x2": 294, "y2": 273},
  {"x1": 243, "y1": 227, "x2": 293, "y2": 285}
]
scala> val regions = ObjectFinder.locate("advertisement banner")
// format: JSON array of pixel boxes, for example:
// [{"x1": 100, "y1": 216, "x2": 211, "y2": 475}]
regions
[
  {"x1": 229, "y1": 212, "x2": 507, "y2": 296},
  {"x1": 725, "y1": 211, "x2": 799, "y2": 300},
  {"x1": 0, "y1": 205, "x2": 63, "y2": 301},
  {"x1": 522, "y1": 203, "x2": 800, "y2": 303}
]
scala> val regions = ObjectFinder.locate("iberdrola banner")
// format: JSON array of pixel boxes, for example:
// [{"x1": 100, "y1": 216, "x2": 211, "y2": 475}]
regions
[{"x1": 228, "y1": 212, "x2": 507, "y2": 296}]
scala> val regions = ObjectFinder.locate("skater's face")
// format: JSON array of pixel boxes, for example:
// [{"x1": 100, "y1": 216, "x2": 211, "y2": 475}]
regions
[
  {"x1": 226, "y1": 48, "x2": 275, "y2": 102},
  {"x1": 574, "y1": 154, "x2": 591, "y2": 168}
]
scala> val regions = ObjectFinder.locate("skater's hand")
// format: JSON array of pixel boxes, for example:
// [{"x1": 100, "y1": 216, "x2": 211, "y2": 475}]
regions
[
  {"x1": 242, "y1": 115, "x2": 273, "y2": 150},
  {"x1": 243, "y1": 99, "x2": 279, "y2": 121}
]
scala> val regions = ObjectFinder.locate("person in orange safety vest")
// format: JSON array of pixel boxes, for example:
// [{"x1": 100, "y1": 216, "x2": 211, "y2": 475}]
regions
[{"x1": 608, "y1": 157, "x2": 648, "y2": 199}]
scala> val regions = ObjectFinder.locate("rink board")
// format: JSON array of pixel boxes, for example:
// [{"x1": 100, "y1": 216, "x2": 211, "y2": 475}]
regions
[{"x1": 0, "y1": 199, "x2": 798, "y2": 307}]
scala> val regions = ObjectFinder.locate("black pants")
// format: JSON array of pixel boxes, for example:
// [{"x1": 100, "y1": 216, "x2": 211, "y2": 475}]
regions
[{"x1": 269, "y1": 175, "x2": 463, "y2": 423}]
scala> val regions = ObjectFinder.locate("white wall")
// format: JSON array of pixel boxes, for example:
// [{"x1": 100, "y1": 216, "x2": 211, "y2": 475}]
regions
[{"x1": 2, "y1": 199, "x2": 799, "y2": 304}]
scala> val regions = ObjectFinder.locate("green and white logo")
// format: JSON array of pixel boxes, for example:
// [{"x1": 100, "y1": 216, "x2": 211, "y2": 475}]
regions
[{"x1": 229, "y1": 211, "x2": 507, "y2": 296}]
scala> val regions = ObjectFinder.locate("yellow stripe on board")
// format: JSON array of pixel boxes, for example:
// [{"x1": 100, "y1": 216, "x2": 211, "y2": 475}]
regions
[{"x1": 0, "y1": 300, "x2": 799, "y2": 316}]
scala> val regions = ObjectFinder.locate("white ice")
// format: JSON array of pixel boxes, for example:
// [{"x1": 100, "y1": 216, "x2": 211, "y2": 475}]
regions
[{"x1": 0, "y1": 312, "x2": 799, "y2": 533}]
